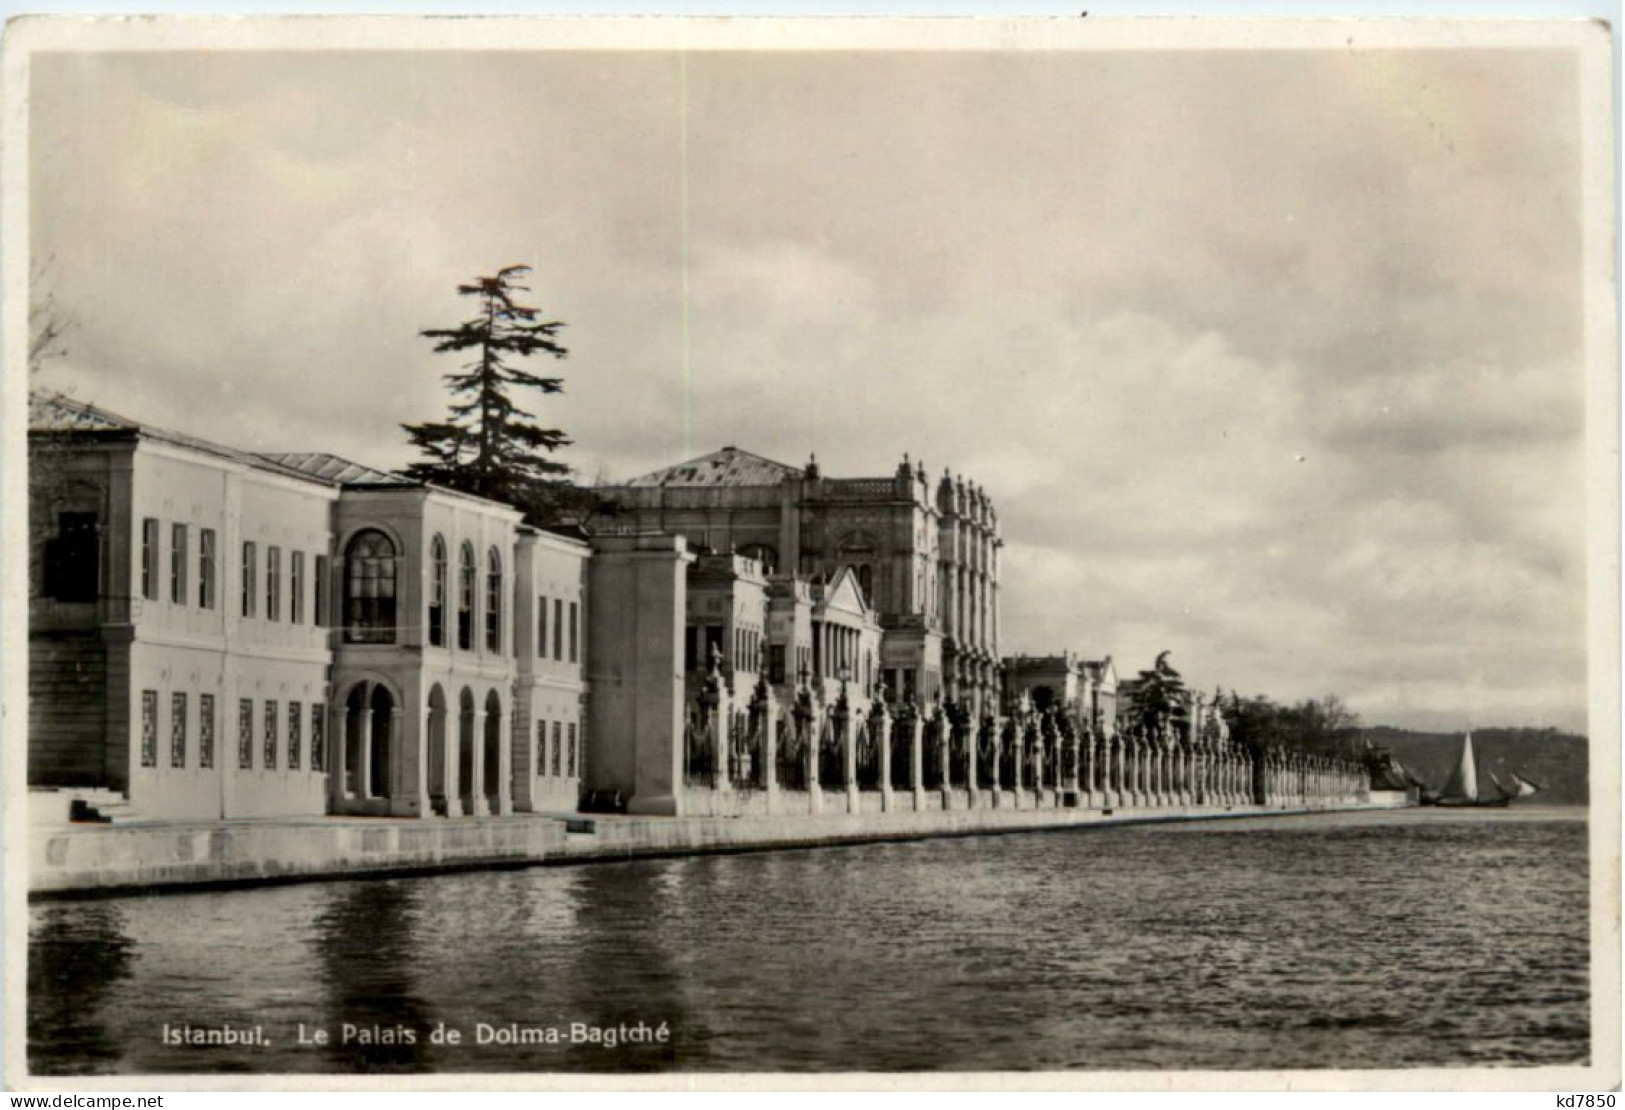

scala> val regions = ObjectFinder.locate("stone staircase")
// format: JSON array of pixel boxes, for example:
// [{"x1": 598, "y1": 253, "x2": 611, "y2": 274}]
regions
[{"x1": 30, "y1": 787, "x2": 142, "y2": 826}]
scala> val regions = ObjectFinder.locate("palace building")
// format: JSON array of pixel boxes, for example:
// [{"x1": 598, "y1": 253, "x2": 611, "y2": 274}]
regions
[
  {"x1": 29, "y1": 393, "x2": 1369, "y2": 824},
  {"x1": 596, "y1": 446, "x2": 1003, "y2": 718},
  {"x1": 28, "y1": 393, "x2": 588, "y2": 822}
]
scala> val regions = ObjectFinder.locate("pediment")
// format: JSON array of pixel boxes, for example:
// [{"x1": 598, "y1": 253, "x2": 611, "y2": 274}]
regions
[{"x1": 816, "y1": 566, "x2": 870, "y2": 617}]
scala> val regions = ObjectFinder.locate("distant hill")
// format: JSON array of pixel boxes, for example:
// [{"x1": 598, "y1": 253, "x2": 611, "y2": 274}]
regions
[{"x1": 1365, "y1": 726, "x2": 1589, "y2": 805}]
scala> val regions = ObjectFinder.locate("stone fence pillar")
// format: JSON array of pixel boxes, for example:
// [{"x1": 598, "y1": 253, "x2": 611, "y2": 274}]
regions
[
  {"x1": 841, "y1": 698, "x2": 859, "y2": 814},
  {"x1": 876, "y1": 701, "x2": 894, "y2": 812},
  {"x1": 909, "y1": 711, "x2": 925, "y2": 811},
  {"x1": 991, "y1": 717, "x2": 1005, "y2": 809},
  {"x1": 807, "y1": 703, "x2": 824, "y2": 815},
  {"x1": 762, "y1": 694, "x2": 780, "y2": 815}
]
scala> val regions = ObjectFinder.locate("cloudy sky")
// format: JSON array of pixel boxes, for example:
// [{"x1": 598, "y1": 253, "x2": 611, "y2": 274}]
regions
[{"x1": 28, "y1": 38, "x2": 1596, "y2": 731}]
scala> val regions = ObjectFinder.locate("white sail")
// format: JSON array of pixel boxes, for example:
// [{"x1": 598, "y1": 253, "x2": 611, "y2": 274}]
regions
[
  {"x1": 1441, "y1": 732, "x2": 1479, "y2": 802},
  {"x1": 1511, "y1": 772, "x2": 1542, "y2": 798}
]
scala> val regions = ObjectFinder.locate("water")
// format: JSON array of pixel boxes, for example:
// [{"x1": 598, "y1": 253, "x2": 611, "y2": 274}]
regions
[{"x1": 28, "y1": 808, "x2": 1589, "y2": 1074}]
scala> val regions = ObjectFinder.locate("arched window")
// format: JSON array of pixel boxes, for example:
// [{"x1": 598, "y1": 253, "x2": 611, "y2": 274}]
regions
[
  {"x1": 429, "y1": 535, "x2": 447, "y2": 647},
  {"x1": 485, "y1": 547, "x2": 502, "y2": 652},
  {"x1": 857, "y1": 564, "x2": 874, "y2": 604},
  {"x1": 344, "y1": 529, "x2": 396, "y2": 644},
  {"x1": 458, "y1": 541, "x2": 475, "y2": 651}
]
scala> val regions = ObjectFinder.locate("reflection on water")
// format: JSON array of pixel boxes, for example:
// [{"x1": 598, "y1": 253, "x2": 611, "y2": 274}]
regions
[
  {"x1": 28, "y1": 902, "x2": 135, "y2": 1074},
  {"x1": 314, "y1": 883, "x2": 430, "y2": 1072},
  {"x1": 29, "y1": 809, "x2": 1589, "y2": 1074}
]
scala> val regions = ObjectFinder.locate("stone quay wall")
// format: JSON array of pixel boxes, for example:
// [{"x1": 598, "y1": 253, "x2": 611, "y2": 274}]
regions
[{"x1": 29, "y1": 796, "x2": 1386, "y2": 897}]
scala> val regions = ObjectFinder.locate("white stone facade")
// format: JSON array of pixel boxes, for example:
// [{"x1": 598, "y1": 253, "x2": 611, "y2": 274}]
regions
[{"x1": 28, "y1": 394, "x2": 588, "y2": 821}]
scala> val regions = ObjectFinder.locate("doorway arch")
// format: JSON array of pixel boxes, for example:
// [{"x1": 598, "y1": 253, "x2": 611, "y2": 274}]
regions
[
  {"x1": 458, "y1": 687, "x2": 477, "y2": 814},
  {"x1": 484, "y1": 689, "x2": 503, "y2": 813},
  {"x1": 342, "y1": 680, "x2": 397, "y2": 801},
  {"x1": 427, "y1": 684, "x2": 448, "y2": 815},
  {"x1": 368, "y1": 684, "x2": 393, "y2": 797}
]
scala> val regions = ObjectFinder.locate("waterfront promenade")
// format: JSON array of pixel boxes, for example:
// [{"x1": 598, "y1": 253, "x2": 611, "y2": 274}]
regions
[{"x1": 27, "y1": 794, "x2": 1404, "y2": 897}]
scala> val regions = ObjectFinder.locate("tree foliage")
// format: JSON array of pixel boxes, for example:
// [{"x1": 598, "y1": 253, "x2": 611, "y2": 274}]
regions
[
  {"x1": 1221, "y1": 690, "x2": 1361, "y2": 756},
  {"x1": 401, "y1": 266, "x2": 576, "y2": 518},
  {"x1": 1127, "y1": 650, "x2": 1191, "y2": 733}
]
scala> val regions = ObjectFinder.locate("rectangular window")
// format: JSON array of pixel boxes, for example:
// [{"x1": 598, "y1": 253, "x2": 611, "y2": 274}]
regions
[
  {"x1": 290, "y1": 551, "x2": 305, "y2": 624},
  {"x1": 199, "y1": 694, "x2": 215, "y2": 769},
  {"x1": 141, "y1": 518, "x2": 160, "y2": 601},
  {"x1": 242, "y1": 542, "x2": 257, "y2": 618},
  {"x1": 264, "y1": 701, "x2": 278, "y2": 769},
  {"x1": 567, "y1": 723, "x2": 577, "y2": 778},
  {"x1": 170, "y1": 523, "x2": 187, "y2": 605},
  {"x1": 311, "y1": 704, "x2": 326, "y2": 772},
  {"x1": 44, "y1": 511, "x2": 100, "y2": 603},
  {"x1": 140, "y1": 690, "x2": 158, "y2": 767},
  {"x1": 238, "y1": 699, "x2": 254, "y2": 769},
  {"x1": 569, "y1": 602, "x2": 579, "y2": 664},
  {"x1": 538, "y1": 595, "x2": 548, "y2": 659},
  {"x1": 314, "y1": 555, "x2": 328, "y2": 626},
  {"x1": 551, "y1": 721, "x2": 563, "y2": 777},
  {"x1": 552, "y1": 598, "x2": 563, "y2": 660},
  {"x1": 536, "y1": 719, "x2": 548, "y2": 777},
  {"x1": 770, "y1": 644, "x2": 787, "y2": 685},
  {"x1": 266, "y1": 547, "x2": 281, "y2": 622},
  {"x1": 288, "y1": 700, "x2": 301, "y2": 770},
  {"x1": 170, "y1": 692, "x2": 187, "y2": 768},
  {"x1": 684, "y1": 626, "x2": 697, "y2": 672},
  {"x1": 198, "y1": 528, "x2": 216, "y2": 609}
]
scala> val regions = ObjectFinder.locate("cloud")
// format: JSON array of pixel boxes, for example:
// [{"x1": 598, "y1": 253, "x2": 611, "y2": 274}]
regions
[{"x1": 28, "y1": 46, "x2": 1592, "y2": 732}]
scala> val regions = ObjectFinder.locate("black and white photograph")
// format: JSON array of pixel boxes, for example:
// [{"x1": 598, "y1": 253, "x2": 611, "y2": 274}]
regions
[{"x1": 3, "y1": 14, "x2": 1617, "y2": 1091}]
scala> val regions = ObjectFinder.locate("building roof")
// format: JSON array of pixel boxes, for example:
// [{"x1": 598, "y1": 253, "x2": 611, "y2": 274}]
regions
[
  {"x1": 29, "y1": 391, "x2": 415, "y2": 491},
  {"x1": 30, "y1": 391, "x2": 320, "y2": 484},
  {"x1": 255, "y1": 452, "x2": 414, "y2": 487},
  {"x1": 620, "y1": 446, "x2": 802, "y2": 488}
]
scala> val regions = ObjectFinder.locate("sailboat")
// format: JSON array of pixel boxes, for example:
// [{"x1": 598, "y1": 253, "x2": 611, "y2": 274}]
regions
[
  {"x1": 1508, "y1": 770, "x2": 1543, "y2": 800},
  {"x1": 1431, "y1": 731, "x2": 1512, "y2": 808}
]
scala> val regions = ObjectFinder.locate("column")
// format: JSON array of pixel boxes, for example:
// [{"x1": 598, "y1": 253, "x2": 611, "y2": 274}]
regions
[
  {"x1": 469, "y1": 710, "x2": 488, "y2": 816},
  {"x1": 335, "y1": 703, "x2": 353, "y2": 807},
  {"x1": 357, "y1": 691, "x2": 374, "y2": 801},
  {"x1": 938, "y1": 714, "x2": 952, "y2": 809},
  {"x1": 443, "y1": 707, "x2": 462, "y2": 818},
  {"x1": 495, "y1": 705, "x2": 513, "y2": 816}
]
